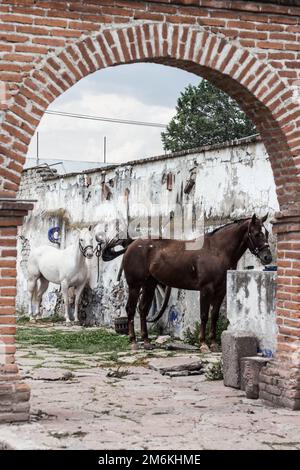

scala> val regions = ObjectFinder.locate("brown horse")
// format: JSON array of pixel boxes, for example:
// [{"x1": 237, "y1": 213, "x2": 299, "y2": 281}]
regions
[{"x1": 102, "y1": 214, "x2": 272, "y2": 352}]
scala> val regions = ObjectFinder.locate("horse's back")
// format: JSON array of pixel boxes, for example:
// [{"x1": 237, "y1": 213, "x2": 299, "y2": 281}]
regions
[
  {"x1": 28, "y1": 244, "x2": 62, "y2": 281},
  {"x1": 123, "y1": 238, "x2": 191, "y2": 287},
  {"x1": 123, "y1": 237, "x2": 226, "y2": 290},
  {"x1": 29, "y1": 244, "x2": 60, "y2": 262}
]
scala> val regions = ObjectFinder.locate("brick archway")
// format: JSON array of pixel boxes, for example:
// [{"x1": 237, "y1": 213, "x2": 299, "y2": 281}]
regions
[
  {"x1": 2, "y1": 23, "x2": 300, "y2": 208},
  {"x1": 1, "y1": 2, "x2": 300, "y2": 418}
]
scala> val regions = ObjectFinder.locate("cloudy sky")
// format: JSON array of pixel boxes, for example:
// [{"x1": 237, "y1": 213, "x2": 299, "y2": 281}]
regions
[{"x1": 26, "y1": 64, "x2": 200, "y2": 166}]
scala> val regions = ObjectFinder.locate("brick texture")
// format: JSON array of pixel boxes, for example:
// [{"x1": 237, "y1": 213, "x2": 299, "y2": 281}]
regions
[
  {"x1": 259, "y1": 211, "x2": 300, "y2": 410},
  {"x1": 0, "y1": 1, "x2": 299, "y2": 207},
  {"x1": 0, "y1": 201, "x2": 34, "y2": 423}
]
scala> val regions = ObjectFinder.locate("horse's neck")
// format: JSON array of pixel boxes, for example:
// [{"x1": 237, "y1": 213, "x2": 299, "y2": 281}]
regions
[
  {"x1": 209, "y1": 221, "x2": 249, "y2": 266},
  {"x1": 66, "y1": 239, "x2": 85, "y2": 266}
]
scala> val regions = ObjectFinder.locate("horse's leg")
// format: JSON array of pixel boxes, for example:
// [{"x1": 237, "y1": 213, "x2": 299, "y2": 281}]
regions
[
  {"x1": 209, "y1": 290, "x2": 226, "y2": 352},
  {"x1": 126, "y1": 286, "x2": 141, "y2": 351},
  {"x1": 139, "y1": 281, "x2": 156, "y2": 350},
  {"x1": 73, "y1": 283, "x2": 86, "y2": 324},
  {"x1": 28, "y1": 276, "x2": 37, "y2": 320},
  {"x1": 199, "y1": 290, "x2": 211, "y2": 353},
  {"x1": 61, "y1": 280, "x2": 71, "y2": 324},
  {"x1": 36, "y1": 277, "x2": 49, "y2": 318}
]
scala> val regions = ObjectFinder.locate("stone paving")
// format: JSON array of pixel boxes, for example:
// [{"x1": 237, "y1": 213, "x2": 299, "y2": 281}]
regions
[{"x1": 1, "y1": 326, "x2": 300, "y2": 450}]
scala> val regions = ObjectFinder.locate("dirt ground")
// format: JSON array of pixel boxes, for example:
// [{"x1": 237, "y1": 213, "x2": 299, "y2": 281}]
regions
[{"x1": 1, "y1": 325, "x2": 300, "y2": 450}]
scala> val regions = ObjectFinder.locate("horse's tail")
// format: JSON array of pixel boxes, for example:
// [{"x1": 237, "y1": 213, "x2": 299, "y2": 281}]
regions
[{"x1": 102, "y1": 237, "x2": 134, "y2": 262}]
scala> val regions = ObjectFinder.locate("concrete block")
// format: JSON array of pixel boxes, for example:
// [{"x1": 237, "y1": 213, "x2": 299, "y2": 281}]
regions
[
  {"x1": 227, "y1": 270, "x2": 277, "y2": 357},
  {"x1": 240, "y1": 356, "x2": 270, "y2": 399},
  {"x1": 221, "y1": 330, "x2": 258, "y2": 388}
]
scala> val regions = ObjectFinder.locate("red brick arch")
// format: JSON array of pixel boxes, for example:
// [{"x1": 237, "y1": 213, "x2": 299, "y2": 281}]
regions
[
  {"x1": 1, "y1": 2, "x2": 300, "y2": 418},
  {"x1": 3, "y1": 23, "x2": 300, "y2": 209}
]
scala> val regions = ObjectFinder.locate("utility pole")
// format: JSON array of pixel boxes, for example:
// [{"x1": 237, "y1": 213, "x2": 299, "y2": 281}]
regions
[{"x1": 103, "y1": 136, "x2": 107, "y2": 164}]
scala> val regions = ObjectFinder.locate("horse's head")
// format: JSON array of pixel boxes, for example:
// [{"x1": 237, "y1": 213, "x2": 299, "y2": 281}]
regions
[
  {"x1": 247, "y1": 213, "x2": 272, "y2": 265},
  {"x1": 78, "y1": 226, "x2": 94, "y2": 259}
]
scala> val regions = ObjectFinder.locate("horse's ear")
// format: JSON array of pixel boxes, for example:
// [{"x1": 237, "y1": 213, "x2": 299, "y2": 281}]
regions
[
  {"x1": 251, "y1": 214, "x2": 257, "y2": 224},
  {"x1": 88, "y1": 225, "x2": 92, "y2": 232},
  {"x1": 261, "y1": 212, "x2": 268, "y2": 224}
]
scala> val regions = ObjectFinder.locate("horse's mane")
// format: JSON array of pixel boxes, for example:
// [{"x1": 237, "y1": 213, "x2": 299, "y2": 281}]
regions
[{"x1": 206, "y1": 217, "x2": 250, "y2": 237}]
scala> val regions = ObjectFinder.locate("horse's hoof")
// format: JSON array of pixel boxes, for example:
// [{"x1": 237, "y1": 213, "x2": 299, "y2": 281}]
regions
[
  {"x1": 143, "y1": 341, "x2": 155, "y2": 350},
  {"x1": 131, "y1": 342, "x2": 139, "y2": 352},
  {"x1": 210, "y1": 343, "x2": 219, "y2": 353},
  {"x1": 200, "y1": 343, "x2": 210, "y2": 354}
]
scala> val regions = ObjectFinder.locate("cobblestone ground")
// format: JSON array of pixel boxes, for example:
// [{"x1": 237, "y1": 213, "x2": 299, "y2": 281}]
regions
[{"x1": 1, "y1": 326, "x2": 300, "y2": 450}]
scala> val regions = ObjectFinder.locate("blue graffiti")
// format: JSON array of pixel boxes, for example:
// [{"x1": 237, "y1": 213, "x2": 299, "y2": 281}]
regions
[
  {"x1": 48, "y1": 226, "x2": 61, "y2": 244},
  {"x1": 169, "y1": 307, "x2": 179, "y2": 323},
  {"x1": 258, "y1": 348, "x2": 273, "y2": 358}
]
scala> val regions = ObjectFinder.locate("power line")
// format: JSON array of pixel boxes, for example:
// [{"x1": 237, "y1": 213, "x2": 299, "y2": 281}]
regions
[
  {"x1": 45, "y1": 109, "x2": 167, "y2": 128},
  {"x1": 26, "y1": 156, "x2": 102, "y2": 163}
]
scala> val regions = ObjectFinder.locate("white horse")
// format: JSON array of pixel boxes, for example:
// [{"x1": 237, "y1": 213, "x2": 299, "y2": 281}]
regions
[{"x1": 27, "y1": 227, "x2": 94, "y2": 323}]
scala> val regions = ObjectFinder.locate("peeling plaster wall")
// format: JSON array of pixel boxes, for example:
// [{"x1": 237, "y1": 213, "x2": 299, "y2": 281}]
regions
[
  {"x1": 17, "y1": 137, "x2": 279, "y2": 337},
  {"x1": 227, "y1": 270, "x2": 277, "y2": 357}
]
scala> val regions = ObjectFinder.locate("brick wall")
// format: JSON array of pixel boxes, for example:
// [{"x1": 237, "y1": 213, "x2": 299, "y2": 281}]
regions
[
  {"x1": 0, "y1": 200, "x2": 33, "y2": 422},
  {"x1": 0, "y1": 1, "x2": 300, "y2": 206},
  {"x1": 0, "y1": 1, "x2": 300, "y2": 415},
  {"x1": 0, "y1": 0, "x2": 300, "y2": 206},
  {"x1": 259, "y1": 211, "x2": 300, "y2": 409}
]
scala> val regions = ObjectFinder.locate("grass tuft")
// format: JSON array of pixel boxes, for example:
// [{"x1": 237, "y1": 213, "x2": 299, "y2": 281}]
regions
[
  {"x1": 183, "y1": 316, "x2": 229, "y2": 347},
  {"x1": 17, "y1": 326, "x2": 130, "y2": 355}
]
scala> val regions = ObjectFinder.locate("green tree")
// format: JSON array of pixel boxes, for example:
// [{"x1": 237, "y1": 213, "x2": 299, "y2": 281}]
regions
[{"x1": 161, "y1": 80, "x2": 256, "y2": 152}]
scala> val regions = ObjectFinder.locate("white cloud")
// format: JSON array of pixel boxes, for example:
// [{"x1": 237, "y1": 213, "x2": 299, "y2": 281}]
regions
[
  {"x1": 27, "y1": 92, "x2": 174, "y2": 164},
  {"x1": 26, "y1": 63, "x2": 200, "y2": 165}
]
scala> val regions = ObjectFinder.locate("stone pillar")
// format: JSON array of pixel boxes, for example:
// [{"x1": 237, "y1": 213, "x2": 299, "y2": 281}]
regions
[
  {"x1": 0, "y1": 199, "x2": 34, "y2": 423},
  {"x1": 259, "y1": 211, "x2": 300, "y2": 410}
]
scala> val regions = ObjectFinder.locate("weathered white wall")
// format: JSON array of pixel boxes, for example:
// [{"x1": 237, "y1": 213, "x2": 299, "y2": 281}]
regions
[
  {"x1": 227, "y1": 270, "x2": 277, "y2": 357},
  {"x1": 17, "y1": 136, "x2": 279, "y2": 337}
]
